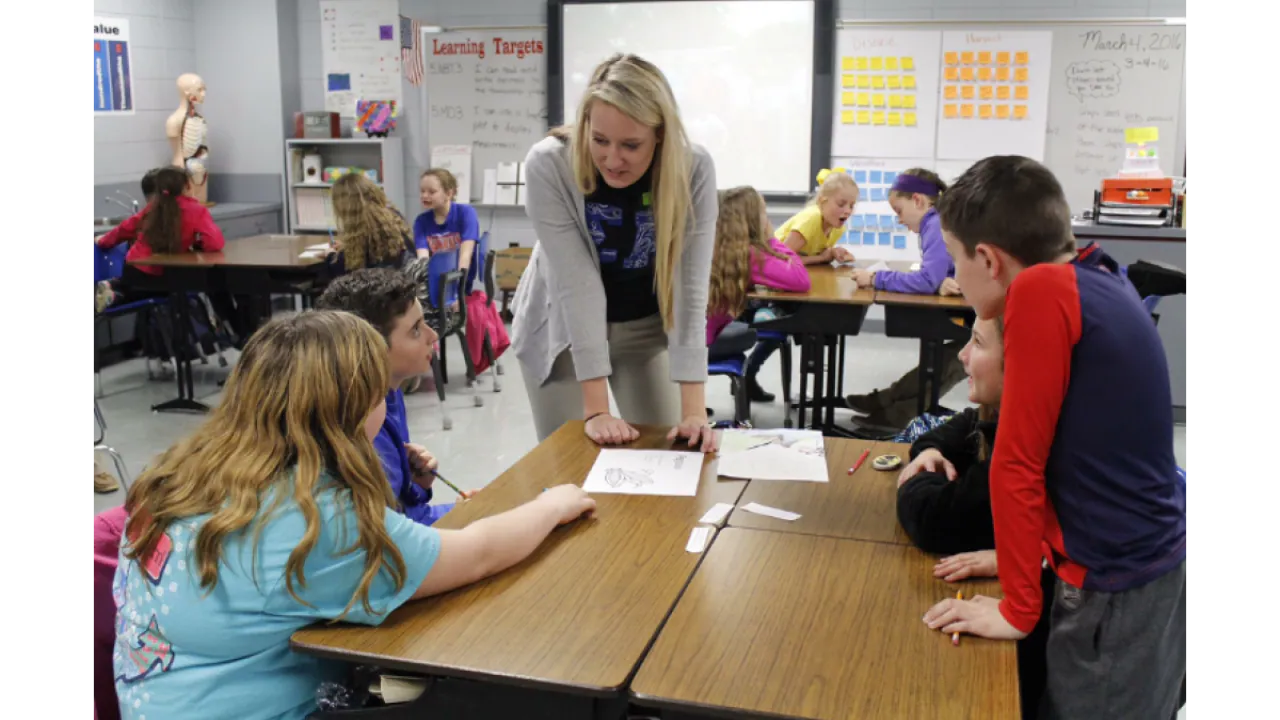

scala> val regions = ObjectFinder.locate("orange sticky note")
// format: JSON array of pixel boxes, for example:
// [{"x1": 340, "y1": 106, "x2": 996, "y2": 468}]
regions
[
  {"x1": 979, "y1": 85, "x2": 994, "y2": 100},
  {"x1": 978, "y1": 67, "x2": 993, "y2": 82},
  {"x1": 887, "y1": 75, "x2": 902, "y2": 89},
  {"x1": 978, "y1": 104, "x2": 993, "y2": 119},
  {"x1": 857, "y1": 110, "x2": 872, "y2": 124},
  {"x1": 1015, "y1": 85, "x2": 1030, "y2": 100},
  {"x1": 945, "y1": 67, "x2": 960, "y2": 81},
  {"x1": 996, "y1": 51, "x2": 1011, "y2": 65},
  {"x1": 995, "y1": 104, "x2": 1010, "y2": 119},
  {"x1": 960, "y1": 67, "x2": 976, "y2": 82},
  {"x1": 903, "y1": 75, "x2": 917, "y2": 89},
  {"x1": 888, "y1": 112, "x2": 902, "y2": 126},
  {"x1": 903, "y1": 95, "x2": 917, "y2": 109},
  {"x1": 841, "y1": 57, "x2": 855, "y2": 71},
  {"x1": 842, "y1": 91, "x2": 855, "y2": 106},
  {"x1": 961, "y1": 85, "x2": 975, "y2": 100},
  {"x1": 1014, "y1": 105, "x2": 1028, "y2": 119},
  {"x1": 978, "y1": 51, "x2": 992, "y2": 64},
  {"x1": 997, "y1": 85, "x2": 1011, "y2": 100},
  {"x1": 857, "y1": 92, "x2": 871, "y2": 107},
  {"x1": 904, "y1": 111, "x2": 917, "y2": 126},
  {"x1": 944, "y1": 104, "x2": 959, "y2": 119},
  {"x1": 888, "y1": 94, "x2": 903, "y2": 108},
  {"x1": 886, "y1": 57, "x2": 899, "y2": 71},
  {"x1": 901, "y1": 57, "x2": 915, "y2": 71},
  {"x1": 944, "y1": 85, "x2": 959, "y2": 100},
  {"x1": 961, "y1": 104, "x2": 975, "y2": 118},
  {"x1": 870, "y1": 56, "x2": 884, "y2": 70},
  {"x1": 996, "y1": 67, "x2": 1011, "y2": 82},
  {"x1": 855, "y1": 57, "x2": 869, "y2": 70},
  {"x1": 945, "y1": 51, "x2": 959, "y2": 66},
  {"x1": 841, "y1": 110, "x2": 855, "y2": 125},
  {"x1": 872, "y1": 111, "x2": 886, "y2": 125},
  {"x1": 961, "y1": 51, "x2": 975, "y2": 65},
  {"x1": 1015, "y1": 67, "x2": 1029, "y2": 83},
  {"x1": 871, "y1": 75, "x2": 886, "y2": 88},
  {"x1": 872, "y1": 93, "x2": 886, "y2": 107},
  {"x1": 1015, "y1": 51, "x2": 1029, "y2": 65},
  {"x1": 857, "y1": 75, "x2": 871, "y2": 88},
  {"x1": 842, "y1": 75, "x2": 855, "y2": 88}
]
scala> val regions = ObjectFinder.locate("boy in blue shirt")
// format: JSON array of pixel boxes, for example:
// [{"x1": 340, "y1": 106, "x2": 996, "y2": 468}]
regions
[{"x1": 317, "y1": 269, "x2": 475, "y2": 524}]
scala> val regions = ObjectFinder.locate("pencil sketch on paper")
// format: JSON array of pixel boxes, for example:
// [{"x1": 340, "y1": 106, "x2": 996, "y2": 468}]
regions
[
  {"x1": 604, "y1": 468, "x2": 654, "y2": 490},
  {"x1": 717, "y1": 429, "x2": 829, "y2": 482},
  {"x1": 582, "y1": 449, "x2": 702, "y2": 497}
]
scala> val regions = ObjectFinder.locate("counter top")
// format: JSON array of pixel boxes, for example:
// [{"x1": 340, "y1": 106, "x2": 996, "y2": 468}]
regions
[
  {"x1": 93, "y1": 201, "x2": 282, "y2": 234},
  {"x1": 1072, "y1": 222, "x2": 1185, "y2": 241}
]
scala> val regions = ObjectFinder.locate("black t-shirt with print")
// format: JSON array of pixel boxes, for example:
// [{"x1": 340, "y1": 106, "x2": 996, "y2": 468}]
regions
[{"x1": 584, "y1": 168, "x2": 659, "y2": 323}]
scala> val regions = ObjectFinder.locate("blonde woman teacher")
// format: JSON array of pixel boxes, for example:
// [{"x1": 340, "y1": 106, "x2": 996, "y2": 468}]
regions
[{"x1": 512, "y1": 54, "x2": 718, "y2": 452}]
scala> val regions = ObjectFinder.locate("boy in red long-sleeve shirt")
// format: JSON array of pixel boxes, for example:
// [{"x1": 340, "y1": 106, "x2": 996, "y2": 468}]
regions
[{"x1": 921, "y1": 156, "x2": 1185, "y2": 719}]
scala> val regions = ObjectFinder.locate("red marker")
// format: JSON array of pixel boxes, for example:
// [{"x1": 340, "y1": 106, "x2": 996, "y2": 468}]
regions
[{"x1": 848, "y1": 449, "x2": 870, "y2": 475}]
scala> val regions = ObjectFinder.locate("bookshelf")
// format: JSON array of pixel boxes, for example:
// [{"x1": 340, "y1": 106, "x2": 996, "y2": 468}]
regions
[{"x1": 283, "y1": 137, "x2": 404, "y2": 234}]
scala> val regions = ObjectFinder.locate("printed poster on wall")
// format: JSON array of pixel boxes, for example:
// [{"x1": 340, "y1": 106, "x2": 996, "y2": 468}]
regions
[
  {"x1": 320, "y1": 0, "x2": 402, "y2": 117},
  {"x1": 832, "y1": 29, "x2": 942, "y2": 159},
  {"x1": 93, "y1": 17, "x2": 133, "y2": 114},
  {"x1": 832, "y1": 157, "x2": 933, "y2": 263}
]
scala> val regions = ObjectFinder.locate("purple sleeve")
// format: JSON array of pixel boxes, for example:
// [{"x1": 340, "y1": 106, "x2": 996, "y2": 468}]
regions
[
  {"x1": 874, "y1": 226, "x2": 953, "y2": 294},
  {"x1": 751, "y1": 240, "x2": 812, "y2": 293},
  {"x1": 412, "y1": 212, "x2": 429, "y2": 252}
]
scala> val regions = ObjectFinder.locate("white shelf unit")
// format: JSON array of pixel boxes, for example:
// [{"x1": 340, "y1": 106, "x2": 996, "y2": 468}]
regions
[{"x1": 283, "y1": 137, "x2": 404, "y2": 234}]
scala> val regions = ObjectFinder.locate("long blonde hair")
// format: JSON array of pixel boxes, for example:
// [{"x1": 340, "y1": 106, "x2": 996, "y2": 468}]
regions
[
  {"x1": 332, "y1": 173, "x2": 411, "y2": 270},
  {"x1": 123, "y1": 311, "x2": 405, "y2": 620},
  {"x1": 558, "y1": 53, "x2": 692, "y2": 331},
  {"x1": 709, "y1": 187, "x2": 788, "y2": 317}
]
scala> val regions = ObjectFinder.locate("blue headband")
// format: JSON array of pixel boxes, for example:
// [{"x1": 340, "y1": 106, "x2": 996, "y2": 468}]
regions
[{"x1": 890, "y1": 174, "x2": 941, "y2": 197}]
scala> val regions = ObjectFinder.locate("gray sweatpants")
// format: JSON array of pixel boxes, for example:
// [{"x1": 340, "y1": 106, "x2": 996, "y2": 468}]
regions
[{"x1": 1039, "y1": 561, "x2": 1186, "y2": 720}]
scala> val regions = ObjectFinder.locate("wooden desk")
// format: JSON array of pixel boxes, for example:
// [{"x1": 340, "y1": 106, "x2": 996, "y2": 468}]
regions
[
  {"x1": 874, "y1": 287, "x2": 974, "y2": 418},
  {"x1": 631, "y1": 529, "x2": 1019, "y2": 720},
  {"x1": 130, "y1": 233, "x2": 323, "y2": 268},
  {"x1": 749, "y1": 265, "x2": 874, "y2": 305},
  {"x1": 874, "y1": 290, "x2": 971, "y2": 309},
  {"x1": 291, "y1": 422, "x2": 748, "y2": 698},
  {"x1": 728, "y1": 439, "x2": 911, "y2": 546}
]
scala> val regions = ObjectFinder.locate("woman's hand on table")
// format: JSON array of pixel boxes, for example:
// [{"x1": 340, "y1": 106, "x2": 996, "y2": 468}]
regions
[
  {"x1": 668, "y1": 415, "x2": 719, "y2": 453},
  {"x1": 584, "y1": 413, "x2": 640, "y2": 446}
]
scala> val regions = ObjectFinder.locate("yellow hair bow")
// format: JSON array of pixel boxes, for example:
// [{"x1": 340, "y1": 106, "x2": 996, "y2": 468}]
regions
[{"x1": 816, "y1": 167, "x2": 848, "y2": 185}]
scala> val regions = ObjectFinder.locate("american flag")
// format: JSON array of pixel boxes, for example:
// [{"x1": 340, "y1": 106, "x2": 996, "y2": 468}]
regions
[{"x1": 400, "y1": 16, "x2": 423, "y2": 86}]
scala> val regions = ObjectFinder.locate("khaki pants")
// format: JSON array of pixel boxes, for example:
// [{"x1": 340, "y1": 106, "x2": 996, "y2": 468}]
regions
[{"x1": 519, "y1": 314, "x2": 682, "y2": 442}]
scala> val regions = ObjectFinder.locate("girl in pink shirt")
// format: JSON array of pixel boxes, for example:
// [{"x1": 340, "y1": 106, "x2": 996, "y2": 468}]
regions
[{"x1": 707, "y1": 187, "x2": 810, "y2": 402}]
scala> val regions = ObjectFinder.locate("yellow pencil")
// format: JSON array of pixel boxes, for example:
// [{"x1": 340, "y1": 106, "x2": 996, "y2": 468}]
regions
[{"x1": 952, "y1": 590, "x2": 963, "y2": 646}]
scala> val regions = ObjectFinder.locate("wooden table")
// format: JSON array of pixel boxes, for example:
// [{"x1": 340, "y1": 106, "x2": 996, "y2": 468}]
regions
[
  {"x1": 728, "y1": 439, "x2": 911, "y2": 546},
  {"x1": 130, "y1": 233, "x2": 325, "y2": 269},
  {"x1": 875, "y1": 289, "x2": 974, "y2": 417},
  {"x1": 631, "y1": 529, "x2": 1019, "y2": 720},
  {"x1": 291, "y1": 422, "x2": 748, "y2": 717}
]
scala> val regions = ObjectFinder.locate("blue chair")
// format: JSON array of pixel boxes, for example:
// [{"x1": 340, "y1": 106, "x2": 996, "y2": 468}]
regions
[
  {"x1": 94, "y1": 244, "x2": 171, "y2": 395},
  {"x1": 708, "y1": 355, "x2": 751, "y2": 427},
  {"x1": 755, "y1": 329, "x2": 793, "y2": 404}
]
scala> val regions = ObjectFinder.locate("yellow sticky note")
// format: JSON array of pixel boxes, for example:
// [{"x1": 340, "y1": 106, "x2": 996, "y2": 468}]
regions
[
  {"x1": 944, "y1": 85, "x2": 959, "y2": 100},
  {"x1": 888, "y1": 112, "x2": 902, "y2": 126},
  {"x1": 961, "y1": 85, "x2": 975, "y2": 100},
  {"x1": 1014, "y1": 105, "x2": 1028, "y2": 119},
  {"x1": 857, "y1": 75, "x2": 871, "y2": 88},
  {"x1": 979, "y1": 104, "x2": 993, "y2": 119},
  {"x1": 842, "y1": 75, "x2": 855, "y2": 88},
  {"x1": 945, "y1": 67, "x2": 960, "y2": 82},
  {"x1": 961, "y1": 51, "x2": 976, "y2": 65},
  {"x1": 904, "y1": 111, "x2": 917, "y2": 127},
  {"x1": 857, "y1": 110, "x2": 872, "y2": 124},
  {"x1": 901, "y1": 57, "x2": 915, "y2": 71},
  {"x1": 1015, "y1": 85, "x2": 1030, "y2": 100},
  {"x1": 903, "y1": 95, "x2": 917, "y2": 109},
  {"x1": 857, "y1": 92, "x2": 871, "y2": 107},
  {"x1": 870, "y1": 56, "x2": 884, "y2": 70},
  {"x1": 978, "y1": 51, "x2": 992, "y2": 65},
  {"x1": 887, "y1": 75, "x2": 901, "y2": 89},
  {"x1": 1125, "y1": 127, "x2": 1160, "y2": 144},
  {"x1": 961, "y1": 67, "x2": 976, "y2": 82},
  {"x1": 871, "y1": 75, "x2": 886, "y2": 88},
  {"x1": 995, "y1": 104, "x2": 1011, "y2": 119},
  {"x1": 944, "y1": 51, "x2": 959, "y2": 66},
  {"x1": 841, "y1": 110, "x2": 855, "y2": 124},
  {"x1": 888, "y1": 94, "x2": 903, "y2": 108},
  {"x1": 903, "y1": 75, "x2": 917, "y2": 89},
  {"x1": 996, "y1": 51, "x2": 1011, "y2": 65},
  {"x1": 872, "y1": 111, "x2": 886, "y2": 125},
  {"x1": 978, "y1": 67, "x2": 993, "y2": 82},
  {"x1": 997, "y1": 85, "x2": 1011, "y2": 100},
  {"x1": 842, "y1": 91, "x2": 855, "y2": 106},
  {"x1": 886, "y1": 57, "x2": 899, "y2": 71},
  {"x1": 855, "y1": 56, "x2": 869, "y2": 70},
  {"x1": 872, "y1": 93, "x2": 886, "y2": 107},
  {"x1": 841, "y1": 57, "x2": 854, "y2": 71},
  {"x1": 979, "y1": 85, "x2": 994, "y2": 100},
  {"x1": 996, "y1": 66, "x2": 1011, "y2": 82},
  {"x1": 1015, "y1": 67, "x2": 1029, "y2": 83},
  {"x1": 961, "y1": 104, "x2": 975, "y2": 118},
  {"x1": 944, "y1": 104, "x2": 959, "y2": 119},
  {"x1": 1015, "y1": 51, "x2": 1030, "y2": 65}
]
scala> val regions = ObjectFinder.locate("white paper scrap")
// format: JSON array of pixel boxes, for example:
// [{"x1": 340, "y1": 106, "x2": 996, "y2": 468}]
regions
[
  {"x1": 699, "y1": 502, "x2": 734, "y2": 526},
  {"x1": 686, "y1": 526, "x2": 713, "y2": 553},
  {"x1": 718, "y1": 429, "x2": 828, "y2": 482},
  {"x1": 740, "y1": 502, "x2": 802, "y2": 522},
  {"x1": 582, "y1": 449, "x2": 702, "y2": 497}
]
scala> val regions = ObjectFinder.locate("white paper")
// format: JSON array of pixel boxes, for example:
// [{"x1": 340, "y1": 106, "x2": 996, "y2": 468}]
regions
[
  {"x1": 319, "y1": 0, "x2": 401, "y2": 117},
  {"x1": 431, "y1": 145, "x2": 473, "y2": 204},
  {"x1": 699, "y1": 502, "x2": 734, "y2": 526},
  {"x1": 482, "y1": 169, "x2": 498, "y2": 205},
  {"x1": 832, "y1": 29, "x2": 942, "y2": 158},
  {"x1": 582, "y1": 449, "x2": 703, "y2": 497},
  {"x1": 305, "y1": 243, "x2": 330, "y2": 251},
  {"x1": 740, "y1": 502, "x2": 802, "y2": 522},
  {"x1": 717, "y1": 429, "x2": 828, "y2": 483},
  {"x1": 686, "y1": 526, "x2": 713, "y2": 553}
]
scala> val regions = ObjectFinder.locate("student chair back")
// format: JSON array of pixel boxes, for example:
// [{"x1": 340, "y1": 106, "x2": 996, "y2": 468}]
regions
[
  {"x1": 467, "y1": 231, "x2": 491, "y2": 295},
  {"x1": 426, "y1": 247, "x2": 461, "y2": 309},
  {"x1": 95, "y1": 243, "x2": 130, "y2": 284}
]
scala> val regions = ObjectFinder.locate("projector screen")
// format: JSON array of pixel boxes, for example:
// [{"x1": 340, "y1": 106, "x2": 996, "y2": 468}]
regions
[{"x1": 561, "y1": 1, "x2": 816, "y2": 195}]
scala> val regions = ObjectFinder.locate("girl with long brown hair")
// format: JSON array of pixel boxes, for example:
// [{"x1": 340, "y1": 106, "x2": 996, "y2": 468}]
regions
[
  {"x1": 327, "y1": 173, "x2": 415, "y2": 275},
  {"x1": 113, "y1": 311, "x2": 594, "y2": 719}
]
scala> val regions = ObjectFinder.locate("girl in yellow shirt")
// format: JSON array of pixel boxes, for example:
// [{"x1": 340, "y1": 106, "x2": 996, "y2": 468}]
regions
[{"x1": 775, "y1": 168, "x2": 859, "y2": 265}]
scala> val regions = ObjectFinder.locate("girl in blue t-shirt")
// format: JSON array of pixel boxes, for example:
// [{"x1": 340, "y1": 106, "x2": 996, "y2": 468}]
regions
[
  {"x1": 414, "y1": 168, "x2": 481, "y2": 288},
  {"x1": 114, "y1": 311, "x2": 594, "y2": 720}
]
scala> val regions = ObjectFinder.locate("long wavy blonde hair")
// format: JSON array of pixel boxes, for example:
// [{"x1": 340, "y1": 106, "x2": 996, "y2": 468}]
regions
[
  {"x1": 123, "y1": 311, "x2": 405, "y2": 620},
  {"x1": 709, "y1": 187, "x2": 788, "y2": 318},
  {"x1": 557, "y1": 53, "x2": 692, "y2": 331},
  {"x1": 332, "y1": 173, "x2": 411, "y2": 270}
]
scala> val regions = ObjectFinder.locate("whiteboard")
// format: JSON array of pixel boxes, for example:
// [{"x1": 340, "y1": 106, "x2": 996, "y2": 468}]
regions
[
  {"x1": 832, "y1": 30, "x2": 942, "y2": 159},
  {"x1": 423, "y1": 30, "x2": 548, "y2": 202},
  {"x1": 561, "y1": 1, "x2": 815, "y2": 194},
  {"x1": 320, "y1": 0, "x2": 402, "y2": 117}
]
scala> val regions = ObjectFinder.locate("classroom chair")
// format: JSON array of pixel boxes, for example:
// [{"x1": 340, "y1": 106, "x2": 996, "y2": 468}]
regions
[
  {"x1": 95, "y1": 400, "x2": 130, "y2": 491},
  {"x1": 94, "y1": 244, "x2": 173, "y2": 396},
  {"x1": 1123, "y1": 260, "x2": 1186, "y2": 326},
  {"x1": 709, "y1": 322, "x2": 757, "y2": 426},
  {"x1": 755, "y1": 330, "x2": 793, "y2": 405},
  {"x1": 406, "y1": 253, "x2": 476, "y2": 431}
]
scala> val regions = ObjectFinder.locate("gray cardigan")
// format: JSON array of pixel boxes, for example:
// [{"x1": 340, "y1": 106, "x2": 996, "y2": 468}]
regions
[{"x1": 511, "y1": 134, "x2": 718, "y2": 388}]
